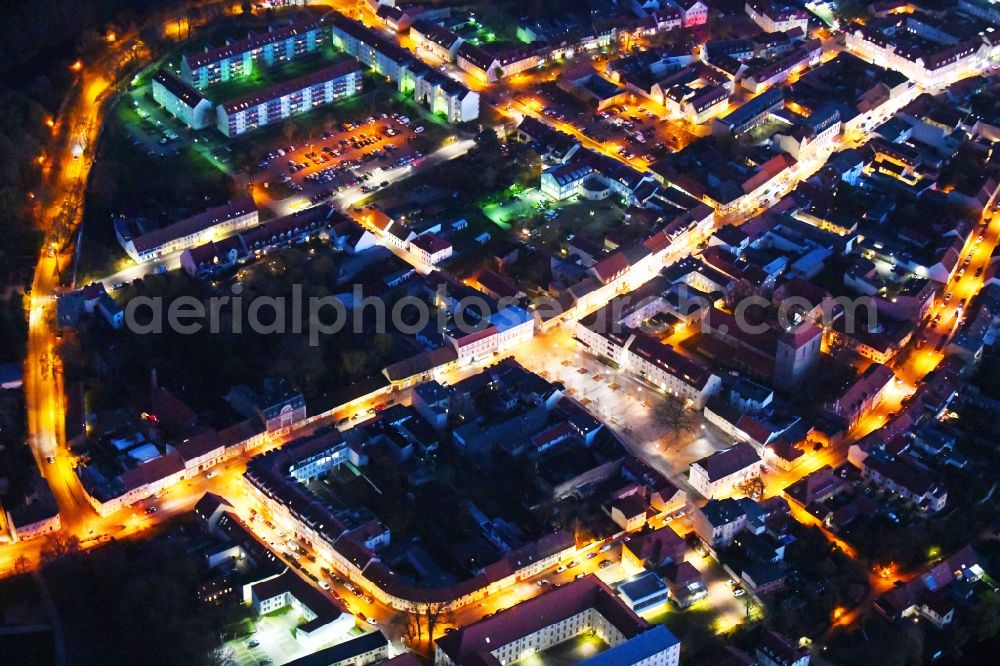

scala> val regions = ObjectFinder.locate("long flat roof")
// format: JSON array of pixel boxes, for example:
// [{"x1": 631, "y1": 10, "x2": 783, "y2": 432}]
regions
[
  {"x1": 435, "y1": 575, "x2": 648, "y2": 664},
  {"x1": 132, "y1": 196, "x2": 257, "y2": 254},
  {"x1": 152, "y1": 68, "x2": 207, "y2": 108},
  {"x1": 185, "y1": 19, "x2": 323, "y2": 70},
  {"x1": 221, "y1": 60, "x2": 361, "y2": 113}
]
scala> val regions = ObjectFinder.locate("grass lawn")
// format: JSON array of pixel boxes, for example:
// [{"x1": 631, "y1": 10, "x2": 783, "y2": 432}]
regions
[
  {"x1": 78, "y1": 100, "x2": 233, "y2": 280},
  {"x1": 481, "y1": 188, "x2": 549, "y2": 229}
]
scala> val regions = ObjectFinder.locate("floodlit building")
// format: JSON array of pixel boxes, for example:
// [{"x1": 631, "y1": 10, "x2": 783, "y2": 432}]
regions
[
  {"x1": 410, "y1": 20, "x2": 464, "y2": 62},
  {"x1": 245, "y1": 569, "x2": 354, "y2": 650},
  {"x1": 329, "y1": 13, "x2": 479, "y2": 122},
  {"x1": 151, "y1": 69, "x2": 214, "y2": 129},
  {"x1": 216, "y1": 60, "x2": 363, "y2": 137},
  {"x1": 746, "y1": 1, "x2": 810, "y2": 34},
  {"x1": 116, "y1": 196, "x2": 259, "y2": 263},
  {"x1": 688, "y1": 443, "x2": 764, "y2": 499},
  {"x1": 409, "y1": 232, "x2": 454, "y2": 265},
  {"x1": 434, "y1": 575, "x2": 681, "y2": 666},
  {"x1": 181, "y1": 19, "x2": 326, "y2": 88}
]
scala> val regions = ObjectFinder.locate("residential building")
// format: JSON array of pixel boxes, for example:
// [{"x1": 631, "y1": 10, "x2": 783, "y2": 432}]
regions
[
  {"x1": 246, "y1": 569, "x2": 354, "y2": 649},
  {"x1": 688, "y1": 443, "x2": 764, "y2": 499},
  {"x1": 4, "y1": 478, "x2": 61, "y2": 542},
  {"x1": 740, "y1": 39, "x2": 822, "y2": 94},
  {"x1": 676, "y1": 0, "x2": 709, "y2": 27},
  {"x1": 860, "y1": 454, "x2": 948, "y2": 513},
  {"x1": 622, "y1": 524, "x2": 686, "y2": 569},
  {"x1": 692, "y1": 498, "x2": 747, "y2": 548},
  {"x1": 746, "y1": 1, "x2": 810, "y2": 34},
  {"x1": 821, "y1": 363, "x2": 896, "y2": 431},
  {"x1": 216, "y1": 61, "x2": 363, "y2": 137},
  {"x1": 612, "y1": 495, "x2": 649, "y2": 532},
  {"x1": 434, "y1": 576, "x2": 681, "y2": 666},
  {"x1": 756, "y1": 630, "x2": 809, "y2": 666},
  {"x1": 116, "y1": 196, "x2": 258, "y2": 263},
  {"x1": 181, "y1": 18, "x2": 326, "y2": 87},
  {"x1": 712, "y1": 86, "x2": 785, "y2": 136},
  {"x1": 151, "y1": 69, "x2": 214, "y2": 129},
  {"x1": 409, "y1": 232, "x2": 453, "y2": 265},
  {"x1": 329, "y1": 13, "x2": 479, "y2": 122},
  {"x1": 845, "y1": 13, "x2": 990, "y2": 88},
  {"x1": 410, "y1": 20, "x2": 464, "y2": 62},
  {"x1": 575, "y1": 314, "x2": 721, "y2": 408}
]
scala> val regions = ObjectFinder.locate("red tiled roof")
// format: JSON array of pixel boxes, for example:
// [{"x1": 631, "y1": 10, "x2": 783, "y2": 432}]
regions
[
  {"x1": 455, "y1": 326, "x2": 498, "y2": 348},
  {"x1": 628, "y1": 525, "x2": 685, "y2": 565},
  {"x1": 592, "y1": 251, "x2": 630, "y2": 283},
  {"x1": 435, "y1": 576, "x2": 648, "y2": 663},
  {"x1": 133, "y1": 196, "x2": 257, "y2": 255},
  {"x1": 742, "y1": 154, "x2": 796, "y2": 195},
  {"x1": 411, "y1": 232, "x2": 452, "y2": 254},
  {"x1": 120, "y1": 450, "x2": 186, "y2": 492},
  {"x1": 693, "y1": 442, "x2": 761, "y2": 482},
  {"x1": 175, "y1": 428, "x2": 223, "y2": 463}
]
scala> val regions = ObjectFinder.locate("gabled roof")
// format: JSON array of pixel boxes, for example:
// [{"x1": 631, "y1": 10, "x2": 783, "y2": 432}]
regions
[
  {"x1": 434, "y1": 576, "x2": 648, "y2": 663},
  {"x1": 132, "y1": 196, "x2": 256, "y2": 254},
  {"x1": 120, "y1": 450, "x2": 186, "y2": 492},
  {"x1": 185, "y1": 18, "x2": 323, "y2": 70},
  {"x1": 693, "y1": 442, "x2": 761, "y2": 482},
  {"x1": 220, "y1": 60, "x2": 361, "y2": 114},
  {"x1": 152, "y1": 69, "x2": 207, "y2": 108}
]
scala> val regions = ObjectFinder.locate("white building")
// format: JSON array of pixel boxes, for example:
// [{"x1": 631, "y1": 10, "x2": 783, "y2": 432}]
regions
[
  {"x1": 216, "y1": 61, "x2": 363, "y2": 137},
  {"x1": 745, "y1": 1, "x2": 810, "y2": 33},
  {"x1": 330, "y1": 13, "x2": 479, "y2": 123},
  {"x1": 490, "y1": 306, "x2": 535, "y2": 351},
  {"x1": 116, "y1": 196, "x2": 258, "y2": 263},
  {"x1": 151, "y1": 69, "x2": 214, "y2": 129},
  {"x1": 691, "y1": 498, "x2": 747, "y2": 548},
  {"x1": 688, "y1": 443, "x2": 764, "y2": 499},
  {"x1": 434, "y1": 576, "x2": 681, "y2": 666},
  {"x1": 574, "y1": 320, "x2": 721, "y2": 409},
  {"x1": 410, "y1": 19, "x2": 464, "y2": 62},
  {"x1": 409, "y1": 232, "x2": 453, "y2": 265},
  {"x1": 246, "y1": 569, "x2": 355, "y2": 650},
  {"x1": 845, "y1": 22, "x2": 988, "y2": 89}
]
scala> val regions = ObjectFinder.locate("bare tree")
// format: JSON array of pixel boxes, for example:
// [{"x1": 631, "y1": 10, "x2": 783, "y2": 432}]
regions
[
  {"x1": 736, "y1": 474, "x2": 765, "y2": 500},
  {"x1": 40, "y1": 533, "x2": 80, "y2": 565},
  {"x1": 655, "y1": 395, "x2": 699, "y2": 445},
  {"x1": 424, "y1": 601, "x2": 448, "y2": 642}
]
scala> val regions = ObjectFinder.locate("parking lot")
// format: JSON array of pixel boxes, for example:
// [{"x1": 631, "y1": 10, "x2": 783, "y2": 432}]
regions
[
  {"x1": 250, "y1": 113, "x2": 436, "y2": 209},
  {"x1": 220, "y1": 608, "x2": 311, "y2": 666},
  {"x1": 506, "y1": 81, "x2": 708, "y2": 170}
]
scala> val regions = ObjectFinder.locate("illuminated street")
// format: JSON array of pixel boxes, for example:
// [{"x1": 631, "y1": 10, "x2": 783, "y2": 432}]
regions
[{"x1": 4, "y1": 1, "x2": 1000, "y2": 664}]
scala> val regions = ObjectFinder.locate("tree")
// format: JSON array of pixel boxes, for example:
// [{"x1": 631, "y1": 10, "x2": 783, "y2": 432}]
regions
[
  {"x1": 40, "y1": 533, "x2": 80, "y2": 564},
  {"x1": 971, "y1": 593, "x2": 1000, "y2": 641},
  {"x1": 422, "y1": 601, "x2": 448, "y2": 642},
  {"x1": 281, "y1": 119, "x2": 298, "y2": 146},
  {"x1": 13, "y1": 554, "x2": 29, "y2": 574},
  {"x1": 736, "y1": 473, "x2": 765, "y2": 500},
  {"x1": 655, "y1": 395, "x2": 699, "y2": 445}
]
